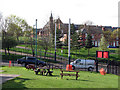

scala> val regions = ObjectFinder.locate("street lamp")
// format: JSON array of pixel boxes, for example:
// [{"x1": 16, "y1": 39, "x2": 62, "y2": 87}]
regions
[
  {"x1": 33, "y1": 25, "x2": 35, "y2": 57},
  {"x1": 68, "y1": 18, "x2": 71, "y2": 65},
  {"x1": 55, "y1": 20, "x2": 56, "y2": 61},
  {"x1": 35, "y1": 19, "x2": 37, "y2": 68}
]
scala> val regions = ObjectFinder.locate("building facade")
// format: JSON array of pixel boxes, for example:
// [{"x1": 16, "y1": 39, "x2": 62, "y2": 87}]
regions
[{"x1": 39, "y1": 13, "x2": 119, "y2": 47}]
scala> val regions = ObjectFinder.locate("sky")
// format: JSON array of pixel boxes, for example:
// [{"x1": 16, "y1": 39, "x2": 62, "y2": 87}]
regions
[{"x1": 0, "y1": 0, "x2": 119, "y2": 28}]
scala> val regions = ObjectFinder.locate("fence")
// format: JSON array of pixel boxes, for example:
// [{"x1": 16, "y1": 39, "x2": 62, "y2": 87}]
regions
[{"x1": 97, "y1": 60, "x2": 120, "y2": 75}]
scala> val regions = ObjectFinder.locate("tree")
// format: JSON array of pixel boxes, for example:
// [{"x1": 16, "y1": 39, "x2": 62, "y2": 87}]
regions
[
  {"x1": 99, "y1": 35, "x2": 108, "y2": 51},
  {"x1": 23, "y1": 26, "x2": 35, "y2": 57},
  {"x1": 2, "y1": 30, "x2": 18, "y2": 55},
  {"x1": 76, "y1": 30, "x2": 83, "y2": 50},
  {"x1": 84, "y1": 21, "x2": 93, "y2": 56},
  {"x1": 56, "y1": 28, "x2": 62, "y2": 48},
  {"x1": 71, "y1": 32, "x2": 78, "y2": 49},
  {"x1": 85, "y1": 33, "x2": 92, "y2": 56},
  {"x1": 38, "y1": 35, "x2": 52, "y2": 57},
  {"x1": 71, "y1": 23, "x2": 76, "y2": 35},
  {"x1": 102, "y1": 30, "x2": 113, "y2": 44},
  {"x1": 6, "y1": 15, "x2": 28, "y2": 41},
  {"x1": 112, "y1": 28, "x2": 120, "y2": 43}
]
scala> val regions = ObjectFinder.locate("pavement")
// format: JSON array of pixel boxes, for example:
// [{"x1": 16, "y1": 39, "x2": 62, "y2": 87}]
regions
[{"x1": 0, "y1": 70, "x2": 20, "y2": 85}]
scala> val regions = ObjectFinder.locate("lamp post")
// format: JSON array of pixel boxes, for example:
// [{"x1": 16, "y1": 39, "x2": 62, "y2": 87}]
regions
[
  {"x1": 35, "y1": 19, "x2": 37, "y2": 68},
  {"x1": 68, "y1": 18, "x2": 71, "y2": 64},
  {"x1": 33, "y1": 25, "x2": 35, "y2": 57},
  {"x1": 55, "y1": 20, "x2": 56, "y2": 61}
]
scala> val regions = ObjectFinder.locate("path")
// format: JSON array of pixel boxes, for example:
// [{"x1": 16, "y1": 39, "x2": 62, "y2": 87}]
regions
[{"x1": 0, "y1": 70, "x2": 20, "y2": 85}]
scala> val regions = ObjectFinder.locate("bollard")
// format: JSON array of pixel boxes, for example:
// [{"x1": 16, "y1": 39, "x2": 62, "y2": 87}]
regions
[{"x1": 9, "y1": 61, "x2": 11, "y2": 68}]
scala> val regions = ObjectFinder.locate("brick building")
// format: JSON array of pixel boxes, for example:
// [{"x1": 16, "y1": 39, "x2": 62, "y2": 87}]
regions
[{"x1": 39, "y1": 13, "x2": 119, "y2": 47}]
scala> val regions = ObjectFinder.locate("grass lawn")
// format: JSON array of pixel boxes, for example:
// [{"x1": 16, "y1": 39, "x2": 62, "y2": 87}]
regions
[
  {"x1": 1, "y1": 66, "x2": 119, "y2": 88},
  {"x1": 9, "y1": 45, "x2": 120, "y2": 62}
]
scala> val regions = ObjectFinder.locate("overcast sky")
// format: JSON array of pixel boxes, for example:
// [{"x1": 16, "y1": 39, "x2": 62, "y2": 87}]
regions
[{"x1": 0, "y1": 0, "x2": 119, "y2": 28}]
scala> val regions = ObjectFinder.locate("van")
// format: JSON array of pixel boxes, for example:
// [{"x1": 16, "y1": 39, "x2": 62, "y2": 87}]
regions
[{"x1": 70, "y1": 59, "x2": 95, "y2": 71}]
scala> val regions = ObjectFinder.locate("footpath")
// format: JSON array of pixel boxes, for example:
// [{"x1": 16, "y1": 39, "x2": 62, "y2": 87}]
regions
[{"x1": 0, "y1": 70, "x2": 20, "y2": 85}]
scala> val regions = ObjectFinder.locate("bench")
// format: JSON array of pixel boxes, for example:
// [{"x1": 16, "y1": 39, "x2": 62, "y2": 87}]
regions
[
  {"x1": 34, "y1": 67, "x2": 53, "y2": 76},
  {"x1": 26, "y1": 64, "x2": 36, "y2": 70},
  {"x1": 60, "y1": 70, "x2": 80, "y2": 80},
  {"x1": 34, "y1": 69, "x2": 40, "y2": 75}
]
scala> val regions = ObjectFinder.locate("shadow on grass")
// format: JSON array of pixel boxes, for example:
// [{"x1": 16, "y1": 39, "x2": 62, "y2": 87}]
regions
[
  {"x1": 65, "y1": 78, "x2": 94, "y2": 82},
  {"x1": 36, "y1": 74, "x2": 60, "y2": 77},
  {"x1": 2, "y1": 77, "x2": 32, "y2": 89}
]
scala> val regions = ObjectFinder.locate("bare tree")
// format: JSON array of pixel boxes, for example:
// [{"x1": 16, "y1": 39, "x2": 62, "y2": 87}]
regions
[{"x1": 38, "y1": 35, "x2": 52, "y2": 57}]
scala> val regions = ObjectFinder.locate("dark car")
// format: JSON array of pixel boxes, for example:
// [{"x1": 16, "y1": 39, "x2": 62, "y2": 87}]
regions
[
  {"x1": 17, "y1": 57, "x2": 46, "y2": 67},
  {"x1": 107, "y1": 45, "x2": 117, "y2": 48}
]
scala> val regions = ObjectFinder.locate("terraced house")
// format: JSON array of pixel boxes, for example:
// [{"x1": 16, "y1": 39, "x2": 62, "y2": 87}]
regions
[{"x1": 38, "y1": 13, "x2": 119, "y2": 47}]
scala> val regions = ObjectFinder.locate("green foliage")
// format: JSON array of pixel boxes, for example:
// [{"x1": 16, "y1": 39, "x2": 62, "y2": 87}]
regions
[
  {"x1": 38, "y1": 35, "x2": 53, "y2": 56},
  {"x1": 2, "y1": 29, "x2": 18, "y2": 55},
  {"x1": 99, "y1": 35, "x2": 108, "y2": 51},
  {"x1": 85, "y1": 33, "x2": 92, "y2": 56},
  {"x1": 71, "y1": 32, "x2": 79, "y2": 49},
  {"x1": 103, "y1": 30, "x2": 113, "y2": 43},
  {"x1": 70, "y1": 23, "x2": 76, "y2": 35},
  {"x1": 56, "y1": 28, "x2": 63, "y2": 48},
  {"x1": 85, "y1": 33, "x2": 92, "y2": 49},
  {"x1": 7, "y1": 15, "x2": 29, "y2": 41},
  {"x1": 2, "y1": 36, "x2": 18, "y2": 49},
  {"x1": 112, "y1": 28, "x2": 120, "y2": 40}
]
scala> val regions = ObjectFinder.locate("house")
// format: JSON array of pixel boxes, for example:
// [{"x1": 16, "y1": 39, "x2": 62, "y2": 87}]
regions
[{"x1": 39, "y1": 13, "x2": 119, "y2": 47}]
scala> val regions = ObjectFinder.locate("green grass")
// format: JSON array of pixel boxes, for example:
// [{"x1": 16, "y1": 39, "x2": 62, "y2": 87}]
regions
[
  {"x1": 2, "y1": 52, "x2": 61, "y2": 64},
  {"x1": 1, "y1": 66, "x2": 119, "y2": 88},
  {"x1": 2, "y1": 52, "x2": 25, "y2": 61},
  {"x1": 10, "y1": 44, "x2": 120, "y2": 61}
]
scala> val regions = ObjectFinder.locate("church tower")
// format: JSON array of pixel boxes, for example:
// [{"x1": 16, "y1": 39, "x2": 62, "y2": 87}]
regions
[{"x1": 49, "y1": 12, "x2": 54, "y2": 34}]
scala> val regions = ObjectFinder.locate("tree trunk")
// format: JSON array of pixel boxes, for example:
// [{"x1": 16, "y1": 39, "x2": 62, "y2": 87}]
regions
[
  {"x1": 44, "y1": 51, "x2": 47, "y2": 57},
  {"x1": 31, "y1": 44, "x2": 35, "y2": 57},
  {"x1": 5, "y1": 49, "x2": 7, "y2": 56},
  {"x1": 88, "y1": 48, "x2": 90, "y2": 56},
  {"x1": 7, "y1": 47, "x2": 10, "y2": 55},
  {"x1": 17, "y1": 36, "x2": 19, "y2": 42}
]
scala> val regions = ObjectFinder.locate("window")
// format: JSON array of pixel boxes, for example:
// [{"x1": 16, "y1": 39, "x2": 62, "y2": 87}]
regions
[
  {"x1": 92, "y1": 41, "x2": 94, "y2": 45},
  {"x1": 85, "y1": 33, "x2": 87, "y2": 37},
  {"x1": 92, "y1": 35, "x2": 94, "y2": 38},
  {"x1": 95, "y1": 41, "x2": 97, "y2": 46},
  {"x1": 28, "y1": 57, "x2": 36, "y2": 60},
  {"x1": 76, "y1": 60, "x2": 81, "y2": 64},
  {"x1": 21, "y1": 57, "x2": 26, "y2": 60},
  {"x1": 98, "y1": 41, "x2": 100, "y2": 46},
  {"x1": 113, "y1": 41, "x2": 115, "y2": 46},
  {"x1": 116, "y1": 41, "x2": 119, "y2": 46}
]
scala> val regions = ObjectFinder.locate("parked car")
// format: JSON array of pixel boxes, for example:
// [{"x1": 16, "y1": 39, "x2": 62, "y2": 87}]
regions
[
  {"x1": 107, "y1": 45, "x2": 117, "y2": 48},
  {"x1": 70, "y1": 59, "x2": 95, "y2": 71},
  {"x1": 17, "y1": 57, "x2": 46, "y2": 67}
]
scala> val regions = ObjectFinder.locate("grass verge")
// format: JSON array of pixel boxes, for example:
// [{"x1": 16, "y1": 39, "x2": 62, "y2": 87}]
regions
[{"x1": 1, "y1": 66, "x2": 119, "y2": 88}]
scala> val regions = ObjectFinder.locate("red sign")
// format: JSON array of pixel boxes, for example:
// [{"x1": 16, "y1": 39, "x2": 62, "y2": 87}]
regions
[
  {"x1": 103, "y1": 52, "x2": 109, "y2": 58},
  {"x1": 97, "y1": 51, "x2": 109, "y2": 58},
  {"x1": 97, "y1": 51, "x2": 102, "y2": 58}
]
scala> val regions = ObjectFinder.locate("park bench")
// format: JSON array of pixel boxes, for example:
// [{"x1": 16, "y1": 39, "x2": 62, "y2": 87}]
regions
[
  {"x1": 60, "y1": 70, "x2": 80, "y2": 80},
  {"x1": 26, "y1": 64, "x2": 36, "y2": 70},
  {"x1": 34, "y1": 67, "x2": 53, "y2": 76}
]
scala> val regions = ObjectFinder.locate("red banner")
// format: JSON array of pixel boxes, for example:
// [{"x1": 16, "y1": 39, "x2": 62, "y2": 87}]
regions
[
  {"x1": 97, "y1": 51, "x2": 102, "y2": 58},
  {"x1": 97, "y1": 51, "x2": 109, "y2": 58},
  {"x1": 103, "y1": 52, "x2": 109, "y2": 58}
]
